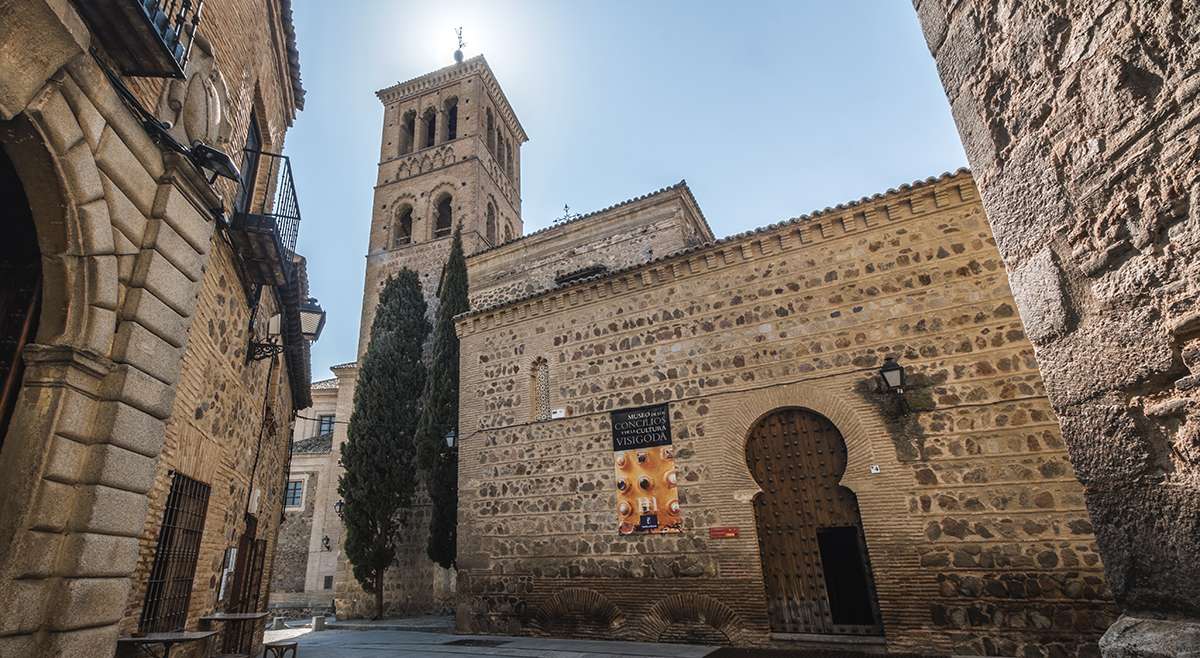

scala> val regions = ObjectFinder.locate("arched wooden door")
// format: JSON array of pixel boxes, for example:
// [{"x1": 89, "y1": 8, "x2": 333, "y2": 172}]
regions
[{"x1": 747, "y1": 408, "x2": 881, "y2": 636}]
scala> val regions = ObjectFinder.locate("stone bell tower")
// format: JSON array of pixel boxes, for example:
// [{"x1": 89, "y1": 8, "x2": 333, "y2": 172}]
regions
[{"x1": 357, "y1": 53, "x2": 528, "y2": 354}]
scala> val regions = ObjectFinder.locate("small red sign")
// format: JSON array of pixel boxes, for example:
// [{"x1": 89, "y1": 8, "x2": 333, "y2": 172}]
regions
[{"x1": 709, "y1": 527, "x2": 739, "y2": 539}]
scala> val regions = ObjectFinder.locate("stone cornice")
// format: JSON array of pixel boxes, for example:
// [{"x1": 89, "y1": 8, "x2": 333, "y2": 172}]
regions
[
  {"x1": 456, "y1": 169, "x2": 977, "y2": 335},
  {"x1": 375, "y1": 55, "x2": 528, "y2": 143}
]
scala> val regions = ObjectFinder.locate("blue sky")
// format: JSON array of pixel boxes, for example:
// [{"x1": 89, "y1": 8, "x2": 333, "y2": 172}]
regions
[{"x1": 288, "y1": 1, "x2": 966, "y2": 379}]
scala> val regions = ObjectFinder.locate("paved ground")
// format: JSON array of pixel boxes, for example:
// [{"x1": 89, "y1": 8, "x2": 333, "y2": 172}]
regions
[
  {"x1": 267, "y1": 627, "x2": 718, "y2": 657},
  {"x1": 262, "y1": 617, "x2": 927, "y2": 657}
]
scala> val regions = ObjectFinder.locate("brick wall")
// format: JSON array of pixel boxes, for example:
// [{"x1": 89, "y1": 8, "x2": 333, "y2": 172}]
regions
[{"x1": 454, "y1": 171, "x2": 1115, "y2": 655}]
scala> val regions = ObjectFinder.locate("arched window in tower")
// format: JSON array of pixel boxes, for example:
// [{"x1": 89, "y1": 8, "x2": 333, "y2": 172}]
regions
[
  {"x1": 485, "y1": 108, "x2": 495, "y2": 153},
  {"x1": 485, "y1": 202, "x2": 497, "y2": 245},
  {"x1": 400, "y1": 110, "x2": 416, "y2": 154},
  {"x1": 393, "y1": 204, "x2": 413, "y2": 247},
  {"x1": 433, "y1": 193, "x2": 453, "y2": 238},
  {"x1": 530, "y1": 358, "x2": 550, "y2": 422},
  {"x1": 443, "y1": 97, "x2": 458, "y2": 141},
  {"x1": 497, "y1": 134, "x2": 505, "y2": 168},
  {"x1": 422, "y1": 108, "x2": 437, "y2": 149},
  {"x1": 504, "y1": 222, "x2": 513, "y2": 243}
]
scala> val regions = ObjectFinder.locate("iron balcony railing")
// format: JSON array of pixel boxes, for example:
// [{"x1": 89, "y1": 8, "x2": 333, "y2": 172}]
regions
[
  {"x1": 74, "y1": 0, "x2": 205, "y2": 78},
  {"x1": 229, "y1": 150, "x2": 301, "y2": 287}
]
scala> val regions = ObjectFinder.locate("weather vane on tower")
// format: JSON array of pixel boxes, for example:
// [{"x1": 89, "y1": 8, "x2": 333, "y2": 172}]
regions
[{"x1": 454, "y1": 27, "x2": 465, "y2": 63}]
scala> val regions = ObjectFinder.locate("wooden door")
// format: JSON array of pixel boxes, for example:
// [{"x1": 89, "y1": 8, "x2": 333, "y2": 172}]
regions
[
  {"x1": 223, "y1": 515, "x2": 266, "y2": 653},
  {"x1": 747, "y1": 408, "x2": 881, "y2": 636}
]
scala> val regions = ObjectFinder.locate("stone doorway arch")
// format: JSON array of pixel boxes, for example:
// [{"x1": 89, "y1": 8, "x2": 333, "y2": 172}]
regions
[{"x1": 746, "y1": 407, "x2": 882, "y2": 636}]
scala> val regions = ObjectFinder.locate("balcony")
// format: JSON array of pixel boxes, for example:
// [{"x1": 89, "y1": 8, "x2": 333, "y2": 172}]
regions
[
  {"x1": 229, "y1": 150, "x2": 301, "y2": 288},
  {"x1": 73, "y1": 0, "x2": 204, "y2": 78}
]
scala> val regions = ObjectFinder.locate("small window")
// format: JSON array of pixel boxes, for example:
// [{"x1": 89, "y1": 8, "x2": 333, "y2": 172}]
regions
[
  {"x1": 443, "y1": 97, "x2": 458, "y2": 141},
  {"x1": 433, "y1": 194, "x2": 453, "y2": 238},
  {"x1": 486, "y1": 108, "x2": 495, "y2": 153},
  {"x1": 323, "y1": 575, "x2": 334, "y2": 590},
  {"x1": 422, "y1": 108, "x2": 437, "y2": 149},
  {"x1": 317, "y1": 415, "x2": 335, "y2": 435},
  {"x1": 504, "y1": 223, "x2": 513, "y2": 243},
  {"x1": 485, "y1": 202, "x2": 497, "y2": 245},
  {"x1": 284, "y1": 480, "x2": 304, "y2": 508},
  {"x1": 530, "y1": 357, "x2": 550, "y2": 422},
  {"x1": 400, "y1": 110, "x2": 416, "y2": 154},
  {"x1": 393, "y1": 205, "x2": 413, "y2": 247}
]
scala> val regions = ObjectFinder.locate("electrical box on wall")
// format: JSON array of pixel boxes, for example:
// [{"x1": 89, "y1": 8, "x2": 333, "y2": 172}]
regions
[{"x1": 551, "y1": 408, "x2": 566, "y2": 419}]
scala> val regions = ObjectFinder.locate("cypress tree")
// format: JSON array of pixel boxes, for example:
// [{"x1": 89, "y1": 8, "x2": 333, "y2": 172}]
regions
[
  {"x1": 338, "y1": 269, "x2": 429, "y2": 619},
  {"x1": 416, "y1": 226, "x2": 468, "y2": 568}
]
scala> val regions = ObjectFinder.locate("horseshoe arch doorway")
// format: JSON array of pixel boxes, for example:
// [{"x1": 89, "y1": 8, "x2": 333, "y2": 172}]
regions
[{"x1": 746, "y1": 407, "x2": 882, "y2": 636}]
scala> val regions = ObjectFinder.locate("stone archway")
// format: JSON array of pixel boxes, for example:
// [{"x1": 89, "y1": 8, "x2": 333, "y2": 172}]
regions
[{"x1": 745, "y1": 407, "x2": 882, "y2": 636}]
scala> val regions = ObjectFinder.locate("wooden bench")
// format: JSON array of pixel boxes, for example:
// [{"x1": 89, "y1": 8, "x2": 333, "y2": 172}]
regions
[{"x1": 262, "y1": 640, "x2": 298, "y2": 657}]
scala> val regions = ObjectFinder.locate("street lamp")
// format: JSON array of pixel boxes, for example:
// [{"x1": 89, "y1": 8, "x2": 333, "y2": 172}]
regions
[
  {"x1": 248, "y1": 297, "x2": 326, "y2": 361},
  {"x1": 879, "y1": 356, "x2": 906, "y2": 393},
  {"x1": 300, "y1": 297, "x2": 326, "y2": 342},
  {"x1": 444, "y1": 429, "x2": 457, "y2": 450}
]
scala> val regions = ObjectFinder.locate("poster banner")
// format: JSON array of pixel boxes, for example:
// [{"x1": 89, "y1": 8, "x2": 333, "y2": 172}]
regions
[{"x1": 611, "y1": 403, "x2": 681, "y2": 534}]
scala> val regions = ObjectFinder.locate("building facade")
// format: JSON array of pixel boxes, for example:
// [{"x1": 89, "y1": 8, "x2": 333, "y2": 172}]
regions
[
  {"x1": 912, "y1": 1, "x2": 1200, "y2": 652},
  {"x1": 324, "y1": 54, "x2": 1120, "y2": 655},
  {"x1": 269, "y1": 377, "x2": 341, "y2": 617},
  {"x1": 0, "y1": 2, "x2": 317, "y2": 657},
  {"x1": 453, "y1": 170, "x2": 1116, "y2": 655}
]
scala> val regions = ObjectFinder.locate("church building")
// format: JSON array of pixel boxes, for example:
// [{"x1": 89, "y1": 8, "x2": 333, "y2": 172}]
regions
[{"x1": 305, "y1": 53, "x2": 1117, "y2": 655}]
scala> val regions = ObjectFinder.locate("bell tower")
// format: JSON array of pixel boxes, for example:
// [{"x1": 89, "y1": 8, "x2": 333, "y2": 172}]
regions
[{"x1": 358, "y1": 54, "x2": 528, "y2": 354}]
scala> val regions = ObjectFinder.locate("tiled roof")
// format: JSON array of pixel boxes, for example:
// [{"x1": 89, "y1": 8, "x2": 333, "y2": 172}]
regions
[
  {"x1": 280, "y1": 0, "x2": 304, "y2": 110},
  {"x1": 459, "y1": 168, "x2": 973, "y2": 319},
  {"x1": 293, "y1": 432, "x2": 332, "y2": 454},
  {"x1": 330, "y1": 361, "x2": 357, "y2": 370},
  {"x1": 311, "y1": 377, "x2": 338, "y2": 390}
]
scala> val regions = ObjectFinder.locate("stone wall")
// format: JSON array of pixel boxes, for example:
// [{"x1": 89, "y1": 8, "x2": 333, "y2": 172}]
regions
[
  {"x1": 912, "y1": 1, "x2": 1200, "y2": 649},
  {"x1": 455, "y1": 170, "x2": 1116, "y2": 655},
  {"x1": 273, "y1": 471, "x2": 318, "y2": 594},
  {"x1": 467, "y1": 183, "x2": 712, "y2": 310}
]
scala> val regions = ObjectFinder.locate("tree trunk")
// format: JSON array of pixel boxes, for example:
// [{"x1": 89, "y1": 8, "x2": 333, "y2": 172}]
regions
[{"x1": 374, "y1": 572, "x2": 384, "y2": 620}]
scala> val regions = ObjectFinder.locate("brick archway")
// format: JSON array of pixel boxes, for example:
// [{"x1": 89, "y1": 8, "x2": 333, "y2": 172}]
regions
[{"x1": 710, "y1": 381, "x2": 889, "y2": 496}]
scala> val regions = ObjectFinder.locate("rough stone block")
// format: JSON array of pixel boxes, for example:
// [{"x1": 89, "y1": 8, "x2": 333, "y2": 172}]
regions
[
  {"x1": 151, "y1": 217, "x2": 205, "y2": 282},
  {"x1": 0, "y1": 577, "x2": 48, "y2": 635},
  {"x1": 97, "y1": 400, "x2": 166, "y2": 459},
  {"x1": 28, "y1": 478, "x2": 75, "y2": 532},
  {"x1": 68, "y1": 483, "x2": 149, "y2": 537},
  {"x1": 62, "y1": 140, "x2": 104, "y2": 204},
  {"x1": 101, "y1": 171, "x2": 147, "y2": 248},
  {"x1": 159, "y1": 183, "x2": 216, "y2": 254},
  {"x1": 59, "y1": 532, "x2": 140, "y2": 579},
  {"x1": 83, "y1": 442, "x2": 157, "y2": 494},
  {"x1": 1100, "y1": 614, "x2": 1200, "y2": 658},
  {"x1": 120, "y1": 288, "x2": 188, "y2": 350},
  {"x1": 111, "y1": 320, "x2": 184, "y2": 386},
  {"x1": 95, "y1": 126, "x2": 158, "y2": 216},
  {"x1": 140, "y1": 250, "x2": 200, "y2": 319},
  {"x1": 59, "y1": 74, "x2": 104, "y2": 150},
  {"x1": 103, "y1": 363, "x2": 175, "y2": 421},
  {"x1": 1008, "y1": 248, "x2": 1068, "y2": 344},
  {"x1": 37, "y1": 87, "x2": 84, "y2": 155}
]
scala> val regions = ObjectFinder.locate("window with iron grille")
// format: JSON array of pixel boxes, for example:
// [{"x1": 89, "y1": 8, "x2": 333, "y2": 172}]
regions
[
  {"x1": 284, "y1": 480, "x2": 304, "y2": 508},
  {"x1": 139, "y1": 472, "x2": 211, "y2": 633},
  {"x1": 317, "y1": 414, "x2": 335, "y2": 435},
  {"x1": 323, "y1": 575, "x2": 334, "y2": 590}
]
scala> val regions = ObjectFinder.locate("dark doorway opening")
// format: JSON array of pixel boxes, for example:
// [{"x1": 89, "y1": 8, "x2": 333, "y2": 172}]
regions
[
  {"x1": 0, "y1": 144, "x2": 42, "y2": 450},
  {"x1": 817, "y1": 526, "x2": 877, "y2": 627}
]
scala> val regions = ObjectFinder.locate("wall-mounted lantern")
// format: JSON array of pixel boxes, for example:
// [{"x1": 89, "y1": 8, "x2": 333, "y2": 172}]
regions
[
  {"x1": 248, "y1": 297, "x2": 326, "y2": 361},
  {"x1": 321, "y1": 535, "x2": 331, "y2": 551},
  {"x1": 445, "y1": 429, "x2": 457, "y2": 450},
  {"x1": 879, "y1": 356, "x2": 907, "y2": 393},
  {"x1": 334, "y1": 499, "x2": 344, "y2": 518},
  {"x1": 879, "y1": 356, "x2": 911, "y2": 414}
]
